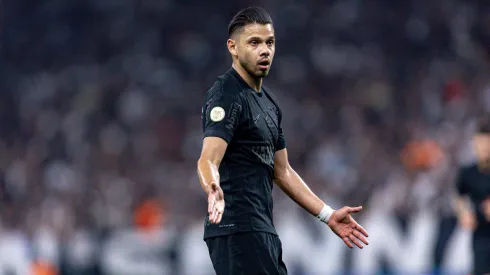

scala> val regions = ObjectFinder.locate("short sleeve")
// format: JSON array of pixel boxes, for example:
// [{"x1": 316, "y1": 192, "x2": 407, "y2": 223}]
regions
[
  {"x1": 202, "y1": 91, "x2": 243, "y2": 144},
  {"x1": 456, "y1": 167, "x2": 469, "y2": 195},
  {"x1": 275, "y1": 112, "x2": 286, "y2": 151}
]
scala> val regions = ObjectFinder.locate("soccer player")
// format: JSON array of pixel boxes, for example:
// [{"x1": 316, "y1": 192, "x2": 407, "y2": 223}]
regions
[
  {"x1": 197, "y1": 7, "x2": 369, "y2": 275},
  {"x1": 456, "y1": 118, "x2": 490, "y2": 275}
]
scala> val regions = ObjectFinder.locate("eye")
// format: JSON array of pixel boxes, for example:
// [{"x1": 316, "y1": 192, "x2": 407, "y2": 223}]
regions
[
  {"x1": 250, "y1": 40, "x2": 258, "y2": 45},
  {"x1": 267, "y1": 40, "x2": 274, "y2": 46}
]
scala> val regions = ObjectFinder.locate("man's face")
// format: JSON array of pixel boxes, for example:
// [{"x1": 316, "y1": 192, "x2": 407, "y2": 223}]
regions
[{"x1": 231, "y1": 23, "x2": 275, "y2": 78}]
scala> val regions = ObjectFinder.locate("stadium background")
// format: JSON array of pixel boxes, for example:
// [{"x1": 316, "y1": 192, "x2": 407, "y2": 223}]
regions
[{"x1": 0, "y1": 0, "x2": 489, "y2": 274}]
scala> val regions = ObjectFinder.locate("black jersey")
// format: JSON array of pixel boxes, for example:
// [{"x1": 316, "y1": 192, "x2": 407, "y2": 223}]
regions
[
  {"x1": 201, "y1": 68, "x2": 286, "y2": 239},
  {"x1": 456, "y1": 163, "x2": 490, "y2": 238}
]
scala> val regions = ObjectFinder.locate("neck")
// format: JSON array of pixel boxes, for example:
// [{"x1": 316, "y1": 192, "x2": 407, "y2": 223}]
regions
[{"x1": 232, "y1": 63, "x2": 262, "y2": 92}]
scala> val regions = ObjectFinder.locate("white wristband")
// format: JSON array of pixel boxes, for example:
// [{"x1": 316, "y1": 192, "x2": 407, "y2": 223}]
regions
[{"x1": 317, "y1": 204, "x2": 334, "y2": 223}]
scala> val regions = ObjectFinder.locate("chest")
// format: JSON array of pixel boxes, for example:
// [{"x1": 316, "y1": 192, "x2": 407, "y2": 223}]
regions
[{"x1": 242, "y1": 93, "x2": 279, "y2": 143}]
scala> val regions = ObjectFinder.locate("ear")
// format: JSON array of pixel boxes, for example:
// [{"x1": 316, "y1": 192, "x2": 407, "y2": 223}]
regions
[{"x1": 227, "y1": 38, "x2": 238, "y2": 57}]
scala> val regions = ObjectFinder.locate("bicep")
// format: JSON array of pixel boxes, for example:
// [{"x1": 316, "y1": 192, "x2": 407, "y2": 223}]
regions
[{"x1": 199, "y1": 137, "x2": 228, "y2": 166}]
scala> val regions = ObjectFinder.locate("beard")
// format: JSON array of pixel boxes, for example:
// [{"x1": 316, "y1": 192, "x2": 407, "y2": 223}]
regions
[{"x1": 239, "y1": 58, "x2": 269, "y2": 78}]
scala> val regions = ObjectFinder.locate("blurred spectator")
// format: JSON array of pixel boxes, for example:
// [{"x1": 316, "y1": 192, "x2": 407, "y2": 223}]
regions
[{"x1": 0, "y1": 0, "x2": 489, "y2": 274}]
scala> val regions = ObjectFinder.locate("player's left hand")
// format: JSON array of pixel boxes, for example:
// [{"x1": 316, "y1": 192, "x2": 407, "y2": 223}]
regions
[{"x1": 327, "y1": 206, "x2": 369, "y2": 249}]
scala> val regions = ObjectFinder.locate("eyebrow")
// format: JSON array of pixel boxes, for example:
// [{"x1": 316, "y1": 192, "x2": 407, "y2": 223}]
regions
[{"x1": 247, "y1": 36, "x2": 275, "y2": 41}]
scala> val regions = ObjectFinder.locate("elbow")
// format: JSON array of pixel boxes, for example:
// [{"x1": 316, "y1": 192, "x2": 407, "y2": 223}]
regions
[
  {"x1": 197, "y1": 157, "x2": 206, "y2": 174},
  {"x1": 197, "y1": 157, "x2": 220, "y2": 170},
  {"x1": 197, "y1": 158, "x2": 207, "y2": 174},
  {"x1": 197, "y1": 156, "x2": 211, "y2": 166},
  {"x1": 274, "y1": 166, "x2": 290, "y2": 183}
]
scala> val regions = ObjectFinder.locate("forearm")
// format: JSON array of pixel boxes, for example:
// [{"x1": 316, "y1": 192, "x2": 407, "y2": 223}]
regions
[
  {"x1": 274, "y1": 166, "x2": 325, "y2": 216},
  {"x1": 197, "y1": 158, "x2": 220, "y2": 195}
]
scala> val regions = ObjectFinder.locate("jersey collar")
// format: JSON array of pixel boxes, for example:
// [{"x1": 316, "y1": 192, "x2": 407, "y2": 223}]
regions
[{"x1": 228, "y1": 67, "x2": 264, "y2": 95}]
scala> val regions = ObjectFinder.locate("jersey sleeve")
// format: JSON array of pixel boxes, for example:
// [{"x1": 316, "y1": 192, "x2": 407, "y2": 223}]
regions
[
  {"x1": 455, "y1": 167, "x2": 469, "y2": 195},
  {"x1": 202, "y1": 91, "x2": 243, "y2": 144},
  {"x1": 275, "y1": 110, "x2": 286, "y2": 151}
]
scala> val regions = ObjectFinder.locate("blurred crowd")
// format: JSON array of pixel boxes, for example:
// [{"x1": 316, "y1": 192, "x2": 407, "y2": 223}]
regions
[{"x1": 0, "y1": 0, "x2": 490, "y2": 274}]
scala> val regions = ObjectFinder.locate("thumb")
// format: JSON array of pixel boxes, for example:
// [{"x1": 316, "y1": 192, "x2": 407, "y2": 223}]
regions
[{"x1": 346, "y1": 206, "x2": 362, "y2": 214}]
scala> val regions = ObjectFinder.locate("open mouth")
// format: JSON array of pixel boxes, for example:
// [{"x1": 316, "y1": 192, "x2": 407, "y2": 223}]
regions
[{"x1": 257, "y1": 60, "x2": 270, "y2": 70}]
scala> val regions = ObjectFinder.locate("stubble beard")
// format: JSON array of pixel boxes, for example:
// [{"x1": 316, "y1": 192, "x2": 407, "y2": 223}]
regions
[{"x1": 240, "y1": 59, "x2": 269, "y2": 79}]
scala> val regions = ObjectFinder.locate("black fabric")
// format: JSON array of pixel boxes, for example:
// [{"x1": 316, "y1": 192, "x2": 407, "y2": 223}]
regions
[
  {"x1": 201, "y1": 68, "x2": 286, "y2": 239},
  {"x1": 456, "y1": 163, "x2": 490, "y2": 275},
  {"x1": 205, "y1": 232, "x2": 288, "y2": 275},
  {"x1": 456, "y1": 164, "x2": 490, "y2": 238},
  {"x1": 472, "y1": 236, "x2": 490, "y2": 275},
  {"x1": 432, "y1": 216, "x2": 457, "y2": 274}
]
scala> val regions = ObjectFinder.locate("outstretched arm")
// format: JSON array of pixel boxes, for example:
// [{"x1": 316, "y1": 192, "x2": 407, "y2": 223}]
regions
[
  {"x1": 197, "y1": 137, "x2": 227, "y2": 224},
  {"x1": 273, "y1": 149, "x2": 325, "y2": 216},
  {"x1": 273, "y1": 148, "x2": 369, "y2": 249},
  {"x1": 198, "y1": 89, "x2": 243, "y2": 225}
]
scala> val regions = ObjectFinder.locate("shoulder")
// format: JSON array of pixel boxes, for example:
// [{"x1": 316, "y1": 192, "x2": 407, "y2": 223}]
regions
[
  {"x1": 263, "y1": 85, "x2": 282, "y2": 105},
  {"x1": 202, "y1": 73, "x2": 246, "y2": 121},
  {"x1": 205, "y1": 71, "x2": 245, "y2": 101},
  {"x1": 262, "y1": 85, "x2": 283, "y2": 113},
  {"x1": 262, "y1": 85, "x2": 279, "y2": 101}
]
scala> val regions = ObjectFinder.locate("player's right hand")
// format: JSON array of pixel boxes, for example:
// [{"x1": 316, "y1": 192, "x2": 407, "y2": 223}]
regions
[
  {"x1": 208, "y1": 182, "x2": 225, "y2": 224},
  {"x1": 458, "y1": 210, "x2": 477, "y2": 231},
  {"x1": 327, "y1": 206, "x2": 369, "y2": 249}
]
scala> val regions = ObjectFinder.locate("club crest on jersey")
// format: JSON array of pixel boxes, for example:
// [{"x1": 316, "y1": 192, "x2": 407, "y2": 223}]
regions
[{"x1": 210, "y1": 107, "x2": 225, "y2": 122}]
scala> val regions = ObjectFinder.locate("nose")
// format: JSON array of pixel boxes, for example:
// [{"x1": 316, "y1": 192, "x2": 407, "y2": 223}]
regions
[{"x1": 259, "y1": 44, "x2": 270, "y2": 57}]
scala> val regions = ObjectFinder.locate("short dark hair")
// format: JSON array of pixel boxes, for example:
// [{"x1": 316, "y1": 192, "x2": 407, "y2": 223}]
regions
[
  {"x1": 477, "y1": 117, "x2": 490, "y2": 134},
  {"x1": 228, "y1": 7, "x2": 273, "y2": 38}
]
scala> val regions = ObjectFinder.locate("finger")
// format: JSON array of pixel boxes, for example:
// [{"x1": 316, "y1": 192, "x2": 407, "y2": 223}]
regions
[
  {"x1": 216, "y1": 211, "x2": 223, "y2": 224},
  {"x1": 355, "y1": 222, "x2": 369, "y2": 237},
  {"x1": 214, "y1": 203, "x2": 224, "y2": 223},
  {"x1": 343, "y1": 237, "x2": 354, "y2": 249},
  {"x1": 212, "y1": 205, "x2": 221, "y2": 223},
  {"x1": 346, "y1": 206, "x2": 362, "y2": 214},
  {"x1": 353, "y1": 230, "x2": 369, "y2": 245},
  {"x1": 209, "y1": 204, "x2": 216, "y2": 223},
  {"x1": 349, "y1": 233, "x2": 363, "y2": 249},
  {"x1": 208, "y1": 194, "x2": 215, "y2": 214},
  {"x1": 211, "y1": 209, "x2": 216, "y2": 223},
  {"x1": 212, "y1": 206, "x2": 221, "y2": 223}
]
